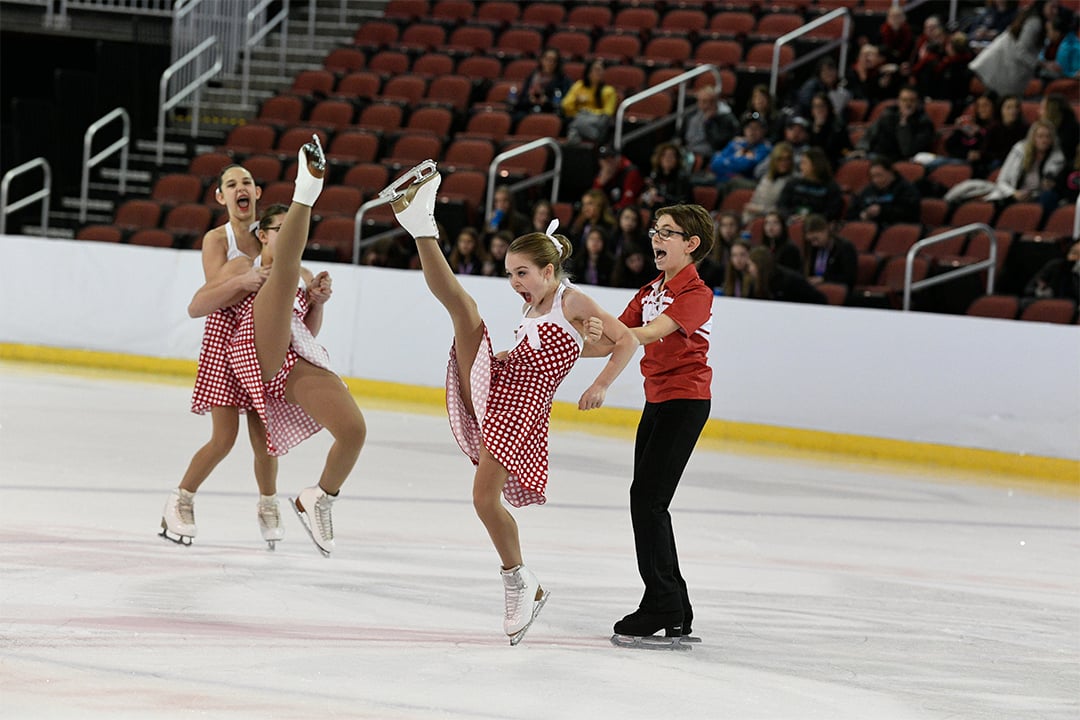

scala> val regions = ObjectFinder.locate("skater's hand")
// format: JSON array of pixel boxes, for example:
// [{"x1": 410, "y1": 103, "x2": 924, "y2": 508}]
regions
[
  {"x1": 495, "y1": 350, "x2": 509, "y2": 361},
  {"x1": 583, "y1": 316, "x2": 605, "y2": 343},
  {"x1": 235, "y1": 266, "x2": 270, "y2": 294},
  {"x1": 308, "y1": 271, "x2": 332, "y2": 305},
  {"x1": 578, "y1": 383, "x2": 608, "y2": 411}
]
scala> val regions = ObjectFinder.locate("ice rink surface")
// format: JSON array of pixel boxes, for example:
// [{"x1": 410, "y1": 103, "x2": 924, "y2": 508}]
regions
[{"x1": 1, "y1": 361, "x2": 1077, "y2": 720}]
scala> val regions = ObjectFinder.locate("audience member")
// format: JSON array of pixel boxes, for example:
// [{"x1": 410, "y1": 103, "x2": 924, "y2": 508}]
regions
[
  {"x1": 969, "y1": 0, "x2": 1019, "y2": 42},
  {"x1": 855, "y1": 86, "x2": 936, "y2": 161},
  {"x1": 609, "y1": 205, "x2": 648, "y2": 260},
  {"x1": 930, "y1": 32, "x2": 975, "y2": 104},
  {"x1": 642, "y1": 142, "x2": 692, "y2": 210},
  {"x1": 743, "y1": 142, "x2": 795, "y2": 225},
  {"x1": 747, "y1": 246, "x2": 827, "y2": 304},
  {"x1": 611, "y1": 243, "x2": 655, "y2": 289},
  {"x1": 563, "y1": 58, "x2": 617, "y2": 143},
  {"x1": 879, "y1": 5, "x2": 914, "y2": 64},
  {"x1": 757, "y1": 116, "x2": 810, "y2": 178},
  {"x1": 745, "y1": 84, "x2": 783, "y2": 143},
  {"x1": 801, "y1": 214, "x2": 858, "y2": 289},
  {"x1": 569, "y1": 188, "x2": 615, "y2": 252},
  {"x1": 484, "y1": 185, "x2": 530, "y2": 242},
  {"x1": 1040, "y1": 93, "x2": 1080, "y2": 162},
  {"x1": 907, "y1": 15, "x2": 948, "y2": 92},
  {"x1": 845, "y1": 44, "x2": 901, "y2": 111},
  {"x1": 1038, "y1": 14, "x2": 1080, "y2": 80},
  {"x1": 593, "y1": 145, "x2": 645, "y2": 211},
  {"x1": 970, "y1": 1, "x2": 1048, "y2": 98},
  {"x1": 1024, "y1": 239, "x2": 1080, "y2": 300},
  {"x1": 848, "y1": 157, "x2": 921, "y2": 226},
  {"x1": 448, "y1": 226, "x2": 487, "y2": 276},
  {"x1": 808, "y1": 92, "x2": 853, "y2": 165},
  {"x1": 760, "y1": 210, "x2": 803, "y2": 272},
  {"x1": 482, "y1": 230, "x2": 513, "y2": 277},
  {"x1": 984, "y1": 94, "x2": 1030, "y2": 171},
  {"x1": 682, "y1": 84, "x2": 740, "y2": 168},
  {"x1": 570, "y1": 226, "x2": 617, "y2": 286},
  {"x1": 722, "y1": 238, "x2": 752, "y2": 298},
  {"x1": 512, "y1": 47, "x2": 570, "y2": 120},
  {"x1": 778, "y1": 147, "x2": 844, "y2": 221},
  {"x1": 794, "y1": 57, "x2": 842, "y2": 118},
  {"x1": 529, "y1": 199, "x2": 561, "y2": 235},
  {"x1": 945, "y1": 92, "x2": 1000, "y2": 176},
  {"x1": 710, "y1": 112, "x2": 772, "y2": 191}
]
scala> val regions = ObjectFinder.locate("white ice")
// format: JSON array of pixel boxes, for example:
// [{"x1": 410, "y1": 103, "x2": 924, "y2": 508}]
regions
[{"x1": 0, "y1": 362, "x2": 1077, "y2": 720}]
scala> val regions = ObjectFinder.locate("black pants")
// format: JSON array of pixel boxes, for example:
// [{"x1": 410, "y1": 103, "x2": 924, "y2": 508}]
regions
[{"x1": 629, "y1": 398, "x2": 710, "y2": 617}]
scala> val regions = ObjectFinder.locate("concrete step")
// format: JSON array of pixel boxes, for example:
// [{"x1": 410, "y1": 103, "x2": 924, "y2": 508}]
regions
[
  {"x1": 27, "y1": 223, "x2": 77, "y2": 239},
  {"x1": 61, "y1": 196, "x2": 115, "y2": 212},
  {"x1": 99, "y1": 167, "x2": 154, "y2": 185}
]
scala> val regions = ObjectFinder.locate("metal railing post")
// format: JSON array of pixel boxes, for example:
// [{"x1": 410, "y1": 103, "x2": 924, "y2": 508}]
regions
[
  {"x1": 1, "y1": 158, "x2": 51, "y2": 236},
  {"x1": 80, "y1": 108, "x2": 131, "y2": 223},
  {"x1": 903, "y1": 223, "x2": 997, "y2": 311},
  {"x1": 612, "y1": 64, "x2": 722, "y2": 153},
  {"x1": 157, "y1": 35, "x2": 222, "y2": 165},
  {"x1": 770, "y1": 8, "x2": 851, "y2": 99}
]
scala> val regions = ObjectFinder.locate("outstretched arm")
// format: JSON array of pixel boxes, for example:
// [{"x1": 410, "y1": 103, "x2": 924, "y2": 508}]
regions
[
  {"x1": 188, "y1": 258, "x2": 264, "y2": 318},
  {"x1": 582, "y1": 311, "x2": 682, "y2": 352},
  {"x1": 564, "y1": 290, "x2": 639, "y2": 411}
]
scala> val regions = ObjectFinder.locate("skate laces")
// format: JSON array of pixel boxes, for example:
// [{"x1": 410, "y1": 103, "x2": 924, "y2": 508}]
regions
[
  {"x1": 176, "y1": 493, "x2": 195, "y2": 525},
  {"x1": 503, "y1": 570, "x2": 526, "y2": 622},
  {"x1": 258, "y1": 499, "x2": 281, "y2": 529},
  {"x1": 313, "y1": 494, "x2": 334, "y2": 541}
]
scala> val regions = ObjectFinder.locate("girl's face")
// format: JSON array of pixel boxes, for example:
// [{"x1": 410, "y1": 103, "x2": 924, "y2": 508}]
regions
[
  {"x1": 457, "y1": 233, "x2": 476, "y2": 254},
  {"x1": 218, "y1": 167, "x2": 260, "y2": 221},
  {"x1": 257, "y1": 213, "x2": 285, "y2": 257},
  {"x1": 581, "y1": 194, "x2": 600, "y2": 219},
  {"x1": 1033, "y1": 125, "x2": 1053, "y2": 152},
  {"x1": 619, "y1": 208, "x2": 639, "y2": 231},
  {"x1": 659, "y1": 147, "x2": 678, "y2": 172},
  {"x1": 589, "y1": 62, "x2": 604, "y2": 83},
  {"x1": 585, "y1": 231, "x2": 605, "y2": 255},
  {"x1": 718, "y1": 215, "x2": 739, "y2": 240},
  {"x1": 505, "y1": 251, "x2": 554, "y2": 305},
  {"x1": 625, "y1": 252, "x2": 645, "y2": 273},
  {"x1": 730, "y1": 243, "x2": 749, "y2": 271},
  {"x1": 763, "y1": 214, "x2": 783, "y2": 238},
  {"x1": 747, "y1": 258, "x2": 760, "y2": 280},
  {"x1": 799, "y1": 155, "x2": 815, "y2": 179},
  {"x1": 533, "y1": 204, "x2": 552, "y2": 229},
  {"x1": 975, "y1": 96, "x2": 994, "y2": 120},
  {"x1": 751, "y1": 90, "x2": 769, "y2": 112},
  {"x1": 490, "y1": 236, "x2": 509, "y2": 260},
  {"x1": 494, "y1": 190, "x2": 512, "y2": 212},
  {"x1": 811, "y1": 97, "x2": 829, "y2": 120},
  {"x1": 1001, "y1": 98, "x2": 1020, "y2": 122},
  {"x1": 540, "y1": 50, "x2": 559, "y2": 72}
]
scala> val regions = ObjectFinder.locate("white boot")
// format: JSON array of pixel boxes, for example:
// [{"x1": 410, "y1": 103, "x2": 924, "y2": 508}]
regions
[
  {"x1": 382, "y1": 160, "x2": 441, "y2": 239},
  {"x1": 292, "y1": 134, "x2": 325, "y2": 207},
  {"x1": 291, "y1": 485, "x2": 335, "y2": 557},
  {"x1": 160, "y1": 488, "x2": 196, "y2": 545},
  {"x1": 501, "y1": 564, "x2": 548, "y2": 643},
  {"x1": 257, "y1": 494, "x2": 284, "y2": 549}
]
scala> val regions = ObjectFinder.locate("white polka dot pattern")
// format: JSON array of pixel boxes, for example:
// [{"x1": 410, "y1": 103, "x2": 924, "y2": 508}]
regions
[{"x1": 190, "y1": 307, "x2": 254, "y2": 414}]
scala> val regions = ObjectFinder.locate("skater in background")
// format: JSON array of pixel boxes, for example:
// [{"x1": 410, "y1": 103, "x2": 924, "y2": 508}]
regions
[
  {"x1": 161, "y1": 163, "x2": 281, "y2": 548},
  {"x1": 585, "y1": 204, "x2": 714, "y2": 646},
  {"x1": 384, "y1": 159, "x2": 639, "y2": 644},
  {"x1": 209, "y1": 139, "x2": 366, "y2": 557}
]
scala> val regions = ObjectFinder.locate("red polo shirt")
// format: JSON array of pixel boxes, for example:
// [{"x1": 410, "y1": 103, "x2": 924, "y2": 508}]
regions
[{"x1": 619, "y1": 263, "x2": 713, "y2": 403}]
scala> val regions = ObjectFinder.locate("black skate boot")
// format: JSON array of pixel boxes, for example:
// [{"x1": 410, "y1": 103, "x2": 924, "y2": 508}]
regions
[{"x1": 611, "y1": 609, "x2": 691, "y2": 651}]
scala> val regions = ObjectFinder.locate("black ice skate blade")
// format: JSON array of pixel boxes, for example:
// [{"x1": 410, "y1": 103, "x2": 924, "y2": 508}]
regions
[
  {"x1": 265, "y1": 540, "x2": 277, "y2": 551},
  {"x1": 290, "y1": 498, "x2": 331, "y2": 558},
  {"x1": 508, "y1": 590, "x2": 550, "y2": 646},
  {"x1": 610, "y1": 634, "x2": 693, "y2": 651},
  {"x1": 159, "y1": 525, "x2": 192, "y2": 547}
]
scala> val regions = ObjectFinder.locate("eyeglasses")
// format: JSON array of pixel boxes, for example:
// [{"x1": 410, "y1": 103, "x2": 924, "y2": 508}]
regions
[
  {"x1": 648, "y1": 227, "x2": 689, "y2": 240},
  {"x1": 264, "y1": 225, "x2": 282, "y2": 232}
]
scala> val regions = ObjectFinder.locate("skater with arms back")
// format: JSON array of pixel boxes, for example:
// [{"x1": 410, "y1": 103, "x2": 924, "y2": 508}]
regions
[{"x1": 384, "y1": 159, "x2": 639, "y2": 645}]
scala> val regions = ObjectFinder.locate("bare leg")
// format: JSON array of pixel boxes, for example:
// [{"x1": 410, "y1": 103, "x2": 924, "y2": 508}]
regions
[
  {"x1": 244, "y1": 412, "x2": 278, "y2": 496},
  {"x1": 284, "y1": 359, "x2": 366, "y2": 495},
  {"x1": 179, "y1": 406, "x2": 239, "y2": 493},
  {"x1": 473, "y1": 446, "x2": 522, "y2": 569}
]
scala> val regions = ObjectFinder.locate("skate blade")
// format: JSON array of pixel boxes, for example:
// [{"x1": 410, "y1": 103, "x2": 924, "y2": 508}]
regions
[
  {"x1": 159, "y1": 521, "x2": 192, "y2": 547},
  {"x1": 265, "y1": 540, "x2": 277, "y2": 551},
  {"x1": 301, "y1": 134, "x2": 326, "y2": 172},
  {"x1": 377, "y1": 160, "x2": 438, "y2": 204},
  {"x1": 610, "y1": 634, "x2": 693, "y2": 651},
  {"x1": 289, "y1": 498, "x2": 331, "y2": 558},
  {"x1": 508, "y1": 589, "x2": 550, "y2": 646}
]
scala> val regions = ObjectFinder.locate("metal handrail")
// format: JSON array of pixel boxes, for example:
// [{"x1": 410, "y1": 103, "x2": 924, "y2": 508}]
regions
[
  {"x1": 1073, "y1": 193, "x2": 1080, "y2": 240},
  {"x1": 769, "y1": 8, "x2": 851, "y2": 99},
  {"x1": 485, "y1": 137, "x2": 564, "y2": 224},
  {"x1": 0, "y1": 157, "x2": 51, "y2": 236},
  {"x1": 351, "y1": 198, "x2": 406, "y2": 265},
  {"x1": 902, "y1": 223, "x2": 997, "y2": 311},
  {"x1": 242, "y1": 0, "x2": 289, "y2": 107},
  {"x1": 613, "y1": 64, "x2": 722, "y2": 153},
  {"x1": 156, "y1": 35, "x2": 222, "y2": 165},
  {"x1": 79, "y1": 108, "x2": 130, "y2": 224}
]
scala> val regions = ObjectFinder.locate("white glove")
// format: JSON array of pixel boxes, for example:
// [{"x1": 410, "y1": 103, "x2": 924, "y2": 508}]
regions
[{"x1": 292, "y1": 135, "x2": 325, "y2": 207}]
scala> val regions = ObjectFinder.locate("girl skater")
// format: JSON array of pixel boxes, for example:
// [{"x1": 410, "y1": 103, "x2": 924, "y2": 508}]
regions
[
  {"x1": 215, "y1": 137, "x2": 366, "y2": 556},
  {"x1": 383, "y1": 159, "x2": 639, "y2": 645},
  {"x1": 161, "y1": 163, "x2": 281, "y2": 548},
  {"x1": 586, "y1": 204, "x2": 714, "y2": 648}
]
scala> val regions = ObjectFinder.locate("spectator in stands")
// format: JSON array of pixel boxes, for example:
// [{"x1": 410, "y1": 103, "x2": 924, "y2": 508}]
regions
[
  {"x1": 969, "y1": 0, "x2": 1020, "y2": 43},
  {"x1": 1057, "y1": 146, "x2": 1080, "y2": 204},
  {"x1": 569, "y1": 188, "x2": 615, "y2": 253},
  {"x1": 854, "y1": 86, "x2": 936, "y2": 162},
  {"x1": 1038, "y1": 14, "x2": 1080, "y2": 80},
  {"x1": 1024, "y1": 239, "x2": 1080, "y2": 300},
  {"x1": 1040, "y1": 93, "x2": 1080, "y2": 161},
  {"x1": 513, "y1": 48, "x2": 570, "y2": 121},
  {"x1": 907, "y1": 16, "x2": 948, "y2": 94},
  {"x1": 483, "y1": 230, "x2": 513, "y2": 278},
  {"x1": 569, "y1": 226, "x2": 616, "y2": 287},
  {"x1": 715, "y1": 210, "x2": 741, "y2": 250},
  {"x1": 747, "y1": 246, "x2": 827, "y2": 304},
  {"x1": 794, "y1": 57, "x2": 842, "y2": 118},
  {"x1": 849, "y1": 157, "x2": 921, "y2": 226},
  {"x1": 593, "y1": 145, "x2": 645, "y2": 211},
  {"x1": 984, "y1": 94, "x2": 1030, "y2": 171},
  {"x1": 808, "y1": 92, "x2": 853, "y2": 166},
  {"x1": 563, "y1": 58, "x2": 617, "y2": 143},
  {"x1": 760, "y1": 210, "x2": 803, "y2": 272},
  {"x1": 681, "y1": 84, "x2": 740, "y2": 169},
  {"x1": 757, "y1": 116, "x2": 811, "y2": 179},
  {"x1": 710, "y1": 112, "x2": 772, "y2": 192},
  {"x1": 529, "y1": 199, "x2": 562, "y2": 236},
  {"x1": 721, "y1": 238, "x2": 752, "y2": 297},
  {"x1": 879, "y1": 5, "x2": 914, "y2": 65},
  {"x1": 611, "y1": 243, "x2": 655, "y2": 289},
  {"x1": 945, "y1": 92, "x2": 1000, "y2": 176},
  {"x1": 609, "y1": 205, "x2": 648, "y2": 260},
  {"x1": 930, "y1": 32, "x2": 975, "y2": 104},
  {"x1": 778, "y1": 147, "x2": 844, "y2": 221},
  {"x1": 801, "y1": 213, "x2": 858, "y2": 289},
  {"x1": 448, "y1": 226, "x2": 488, "y2": 276},
  {"x1": 484, "y1": 185, "x2": 530, "y2": 244},
  {"x1": 743, "y1": 142, "x2": 795, "y2": 225},
  {"x1": 844, "y1": 44, "x2": 900, "y2": 112},
  {"x1": 641, "y1": 142, "x2": 692, "y2": 210},
  {"x1": 746, "y1": 84, "x2": 783, "y2": 143},
  {"x1": 970, "y1": 1, "x2": 1047, "y2": 98}
]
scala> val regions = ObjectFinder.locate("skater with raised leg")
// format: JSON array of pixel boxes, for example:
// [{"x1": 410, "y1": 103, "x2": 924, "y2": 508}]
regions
[
  {"x1": 222, "y1": 136, "x2": 366, "y2": 557},
  {"x1": 585, "y1": 204, "x2": 714, "y2": 650},
  {"x1": 383, "y1": 160, "x2": 639, "y2": 644}
]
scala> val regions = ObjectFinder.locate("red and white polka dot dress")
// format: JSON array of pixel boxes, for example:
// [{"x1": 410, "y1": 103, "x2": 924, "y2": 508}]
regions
[
  {"x1": 228, "y1": 285, "x2": 333, "y2": 457},
  {"x1": 190, "y1": 224, "x2": 256, "y2": 415},
  {"x1": 447, "y1": 281, "x2": 583, "y2": 507}
]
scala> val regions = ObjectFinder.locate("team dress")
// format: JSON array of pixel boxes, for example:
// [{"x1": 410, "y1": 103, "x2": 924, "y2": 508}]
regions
[
  {"x1": 228, "y1": 275, "x2": 333, "y2": 457},
  {"x1": 191, "y1": 223, "x2": 256, "y2": 414},
  {"x1": 447, "y1": 280, "x2": 583, "y2": 507}
]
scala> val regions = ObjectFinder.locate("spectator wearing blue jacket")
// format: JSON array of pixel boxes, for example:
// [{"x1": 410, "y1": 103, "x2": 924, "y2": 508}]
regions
[{"x1": 710, "y1": 112, "x2": 772, "y2": 193}]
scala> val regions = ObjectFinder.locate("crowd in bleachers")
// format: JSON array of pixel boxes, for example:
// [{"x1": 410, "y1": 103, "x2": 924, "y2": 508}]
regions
[{"x1": 74, "y1": 0, "x2": 1080, "y2": 322}]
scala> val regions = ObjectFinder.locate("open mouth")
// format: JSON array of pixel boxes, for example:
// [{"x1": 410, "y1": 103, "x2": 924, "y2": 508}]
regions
[
  {"x1": 236, "y1": 196, "x2": 250, "y2": 210},
  {"x1": 520, "y1": 291, "x2": 533, "y2": 304},
  {"x1": 653, "y1": 249, "x2": 667, "y2": 261}
]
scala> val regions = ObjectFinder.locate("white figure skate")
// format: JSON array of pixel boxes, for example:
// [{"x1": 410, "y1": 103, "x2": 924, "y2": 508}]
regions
[
  {"x1": 291, "y1": 485, "x2": 335, "y2": 557},
  {"x1": 257, "y1": 494, "x2": 285, "y2": 550},
  {"x1": 292, "y1": 133, "x2": 326, "y2": 207},
  {"x1": 501, "y1": 565, "x2": 549, "y2": 646},
  {"x1": 380, "y1": 160, "x2": 441, "y2": 239},
  {"x1": 160, "y1": 488, "x2": 196, "y2": 546}
]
